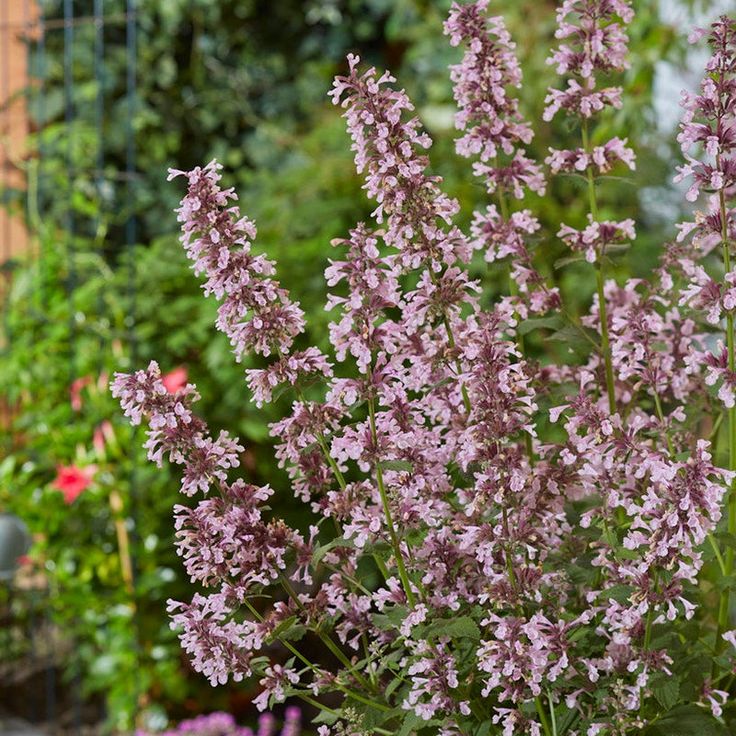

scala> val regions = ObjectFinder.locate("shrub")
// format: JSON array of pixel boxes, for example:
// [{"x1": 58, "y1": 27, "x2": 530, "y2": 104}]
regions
[{"x1": 114, "y1": 3, "x2": 736, "y2": 735}]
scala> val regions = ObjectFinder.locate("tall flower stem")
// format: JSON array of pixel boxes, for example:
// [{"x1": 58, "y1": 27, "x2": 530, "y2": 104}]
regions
[
  {"x1": 535, "y1": 696, "x2": 553, "y2": 736},
  {"x1": 367, "y1": 377, "x2": 416, "y2": 608},
  {"x1": 582, "y1": 120, "x2": 617, "y2": 416},
  {"x1": 497, "y1": 183, "x2": 535, "y2": 466},
  {"x1": 717, "y1": 184, "x2": 735, "y2": 651}
]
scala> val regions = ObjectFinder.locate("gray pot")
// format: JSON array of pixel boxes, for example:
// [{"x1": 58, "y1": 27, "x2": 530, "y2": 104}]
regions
[{"x1": 0, "y1": 513, "x2": 31, "y2": 582}]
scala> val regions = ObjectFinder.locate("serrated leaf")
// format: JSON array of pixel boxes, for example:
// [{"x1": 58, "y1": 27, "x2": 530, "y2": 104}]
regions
[
  {"x1": 385, "y1": 676, "x2": 404, "y2": 699},
  {"x1": 549, "y1": 325, "x2": 599, "y2": 356},
  {"x1": 603, "y1": 243, "x2": 631, "y2": 256},
  {"x1": 423, "y1": 615, "x2": 481, "y2": 641},
  {"x1": 280, "y1": 623, "x2": 307, "y2": 642},
  {"x1": 650, "y1": 675, "x2": 679, "y2": 711},
  {"x1": 716, "y1": 532, "x2": 736, "y2": 550},
  {"x1": 266, "y1": 615, "x2": 298, "y2": 643},
  {"x1": 715, "y1": 574, "x2": 736, "y2": 592},
  {"x1": 372, "y1": 605, "x2": 408, "y2": 631},
  {"x1": 554, "y1": 253, "x2": 587, "y2": 269},
  {"x1": 378, "y1": 459, "x2": 414, "y2": 473},
  {"x1": 600, "y1": 584, "x2": 635, "y2": 604},
  {"x1": 517, "y1": 315, "x2": 564, "y2": 336},
  {"x1": 396, "y1": 712, "x2": 441, "y2": 736},
  {"x1": 314, "y1": 709, "x2": 339, "y2": 725}
]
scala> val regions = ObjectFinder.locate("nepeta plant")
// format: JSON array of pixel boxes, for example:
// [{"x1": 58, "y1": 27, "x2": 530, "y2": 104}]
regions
[{"x1": 113, "y1": 3, "x2": 736, "y2": 734}]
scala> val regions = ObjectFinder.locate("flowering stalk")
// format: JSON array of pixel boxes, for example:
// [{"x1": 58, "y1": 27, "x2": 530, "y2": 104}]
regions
[
  {"x1": 545, "y1": 0, "x2": 638, "y2": 416},
  {"x1": 582, "y1": 120, "x2": 617, "y2": 415},
  {"x1": 675, "y1": 16, "x2": 736, "y2": 654}
]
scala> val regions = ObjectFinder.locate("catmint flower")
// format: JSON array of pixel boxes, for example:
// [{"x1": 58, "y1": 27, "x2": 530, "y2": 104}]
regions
[
  {"x1": 253, "y1": 664, "x2": 300, "y2": 711},
  {"x1": 168, "y1": 161, "x2": 307, "y2": 359},
  {"x1": 111, "y1": 361, "x2": 243, "y2": 496},
  {"x1": 330, "y1": 54, "x2": 471, "y2": 270},
  {"x1": 546, "y1": 137, "x2": 635, "y2": 174},
  {"x1": 674, "y1": 18, "x2": 736, "y2": 246},
  {"x1": 402, "y1": 641, "x2": 469, "y2": 721},
  {"x1": 445, "y1": 0, "x2": 544, "y2": 197},
  {"x1": 558, "y1": 216, "x2": 635, "y2": 263},
  {"x1": 445, "y1": 0, "x2": 554, "y2": 317},
  {"x1": 112, "y1": 10, "x2": 736, "y2": 733}
]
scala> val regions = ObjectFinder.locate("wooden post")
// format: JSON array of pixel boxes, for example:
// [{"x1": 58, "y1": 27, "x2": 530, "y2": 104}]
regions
[
  {"x1": 1, "y1": 2, "x2": 38, "y2": 430},
  {"x1": 0, "y1": 1, "x2": 36, "y2": 269}
]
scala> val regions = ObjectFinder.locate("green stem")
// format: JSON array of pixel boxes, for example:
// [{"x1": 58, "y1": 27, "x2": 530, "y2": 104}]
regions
[
  {"x1": 373, "y1": 553, "x2": 390, "y2": 581},
  {"x1": 652, "y1": 393, "x2": 674, "y2": 457},
  {"x1": 709, "y1": 533, "x2": 727, "y2": 578},
  {"x1": 293, "y1": 385, "x2": 349, "y2": 492},
  {"x1": 548, "y1": 689, "x2": 558, "y2": 736},
  {"x1": 582, "y1": 120, "x2": 617, "y2": 416},
  {"x1": 294, "y1": 692, "x2": 338, "y2": 716},
  {"x1": 278, "y1": 576, "x2": 375, "y2": 692},
  {"x1": 536, "y1": 695, "x2": 553, "y2": 736},
  {"x1": 426, "y1": 267, "x2": 471, "y2": 415},
  {"x1": 368, "y1": 388, "x2": 416, "y2": 608}
]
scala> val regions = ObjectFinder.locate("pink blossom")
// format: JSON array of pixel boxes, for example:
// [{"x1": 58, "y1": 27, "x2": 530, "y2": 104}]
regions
[{"x1": 162, "y1": 366, "x2": 189, "y2": 394}]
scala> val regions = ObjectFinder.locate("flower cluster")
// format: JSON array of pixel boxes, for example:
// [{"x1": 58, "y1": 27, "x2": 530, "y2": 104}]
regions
[
  {"x1": 136, "y1": 709, "x2": 301, "y2": 736},
  {"x1": 445, "y1": 0, "x2": 556, "y2": 318},
  {"x1": 545, "y1": 0, "x2": 637, "y2": 271},
  {"x1": 329, "y1": 54, "x2": 470, "y2": 271},
  {"x1": 113, "y1": 5, "x2": 736, "y2": 736},
  {"x1": 558, "y1": 216, "x2": 635, "y2": 264}
]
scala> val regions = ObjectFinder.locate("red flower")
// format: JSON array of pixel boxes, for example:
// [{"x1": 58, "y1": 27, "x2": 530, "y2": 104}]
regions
[
  {"x1": 162, "y1": 366, "x2": 188, "y2": 394},
  {"x1": 52, "y1": 465, "x2": 95, "y2": 505}
]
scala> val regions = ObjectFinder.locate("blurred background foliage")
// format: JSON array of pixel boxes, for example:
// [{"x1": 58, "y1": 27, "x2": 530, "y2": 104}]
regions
[{"x1": 0, "y1": 0, "x2": 707, "y2": 731}]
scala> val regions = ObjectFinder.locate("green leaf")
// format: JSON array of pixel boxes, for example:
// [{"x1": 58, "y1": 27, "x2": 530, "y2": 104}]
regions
[
  {"x1": 517, "y1": 315, "x2": 564, "y2": 336},
  {"x1": 650, "y1": 674, "x2": 680, "y2": 711},
  {"x1": 266, "y1": 615, "x2": 306, "y2": 644},
  {"x1": 554, "y1": 253, "x2": 587, "y2": 269},
  {"x1": 603, "y1": 243, "x2": 631, "y2": 258},
  {"x1": 396, "y1": 712, "x2": 441, "y2": 736},
  {"x1": 422, "y1": 616, "x2": 481, "y2": 642},
  {"x1": 385, "y1": 675, "x2": 404, "y2": 699},
  {"x1": 314, "y1": 709, "x2": 339, "y2": 725},
  {"x1": 372, "y1": 605, "x2": 408, "y2": 631},
  {"x1": 643, "y1": 705, "x2": 728, "y2": 736},
  {"x1": 600, "y1": 584, "x2": 635, "y2": 604},
  {"x1": 378, "y1": 459, "x2": 415, "y2": 473},
  {"x1": 716, "y1": 532, "x2": 736, "y2": 551},
  {"x1": 549, "y1": 325, "x2": 599, "y2": 356}
]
